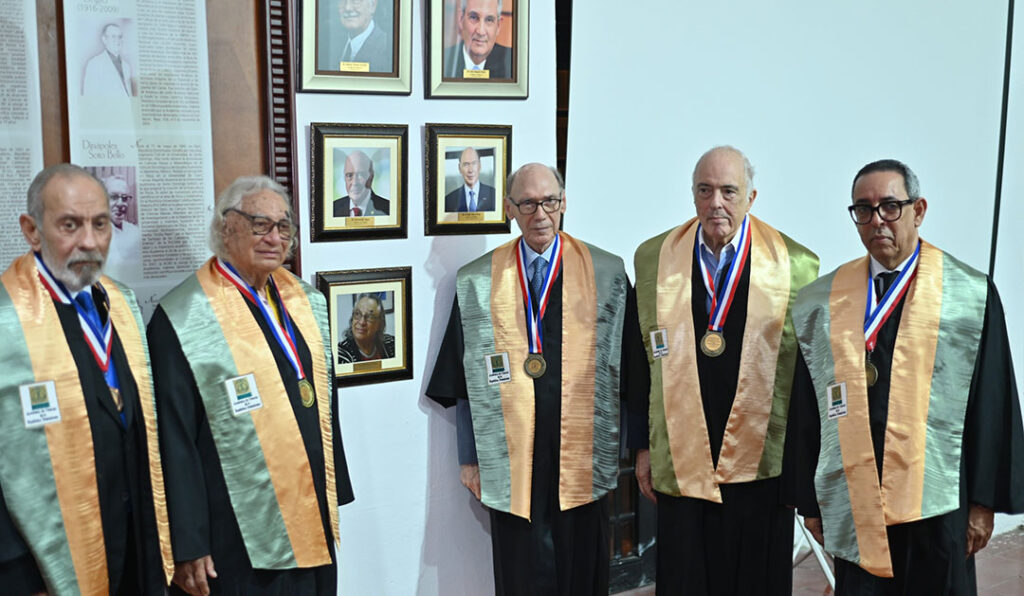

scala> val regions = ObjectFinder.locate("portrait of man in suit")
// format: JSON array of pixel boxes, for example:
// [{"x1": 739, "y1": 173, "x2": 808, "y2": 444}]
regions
[
  {"x1": 442, "y1": 0, "x2": 512, "y2": 79},
  {"x1": 333, "y1": 149, "x2": 391, "y2": 216},
  {"x1": 317, "y1": 0, "x2": 394, "y2": 73},
  {"x1": 444, "y1": 147, "x2": 496, "y2": 213}
]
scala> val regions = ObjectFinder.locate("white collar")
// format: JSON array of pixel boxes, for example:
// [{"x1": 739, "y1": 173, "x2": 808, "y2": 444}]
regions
[
  {"x1": 697, "y1": 222, "x2": 743, "y2": 263},
  {"x1": 346, "y1": 20, "x2": 375, "y2": 59},
  {"x1": 350, "y1": 191, "x2": 371, "y2": 214},
  {"x1": 522, "y1": 238, "x2": 556, "y2": 273},
  {"x1": 868, "y1": 249, "x2": 917, "y2": 279},
  {"x1": 463, "y1": 182, "x2": 481, "y2": 196},
  {"x1": 461, "y1": 42, "x2": 486, "y2": 70}
]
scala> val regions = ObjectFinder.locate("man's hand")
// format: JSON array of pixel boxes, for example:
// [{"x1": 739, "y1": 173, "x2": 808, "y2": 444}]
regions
[
  {"x1": 966, "y1": 503, "x2": 994, "y2": 558},
  {"x1": 460, "y1": 464, "x2": 481, "y2": 500},
  {"x1": 172, "y1": 555, "x2": 217, "y2": 596},
  {"x1": 635, "y1": 449, "x2": 657, "y2": 504},
  {"x1": 804, "y1": 517, "x2": 824, "y2": 546}
]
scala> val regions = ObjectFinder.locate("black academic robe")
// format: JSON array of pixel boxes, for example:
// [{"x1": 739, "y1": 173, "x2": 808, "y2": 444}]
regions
[
  {"x1": 426, "y1": 272, "x2": 648, "y2": 596},
  {"x1": 0, "y1": 293, "x2": 165, "y2": 595},
  {"x1": 147, "y1": 283, "x2": 354, "y2": 596},
  {"x1": 785, "y1": 277, "x2": 1024, "y2": 595},
  {"x1": 632, "y1": 255, "x2": 795, "y2": 596}
]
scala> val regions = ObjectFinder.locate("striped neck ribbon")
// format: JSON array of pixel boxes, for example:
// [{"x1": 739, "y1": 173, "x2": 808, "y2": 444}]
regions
[
  {"x1": 515, "y1": 235, "x2": 563, "y2": 355},
  {"x1": 696, "y1": 214, "x2": 752, "y2": 332}
]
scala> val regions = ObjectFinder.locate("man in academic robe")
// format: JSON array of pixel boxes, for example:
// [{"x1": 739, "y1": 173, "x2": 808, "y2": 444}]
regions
[
  {"x1": 427, "y1": 163, "x2": 648, "y2": 595},
  {"x1": 0, "y1": 163, "x2": 172, "y2": 595},
  {"x1": 785, "y1": 159, "x2": 1024, "y2": 594},
  {"x1": 148, "y1": 176, "x2": 354, "y2": 596},
  {"x1": 632, "y1": 146, "x2": 819, "y2": 595},
  {"x1": 332, "y1": 150, "x2": 390, "y2": 217},
  {"x1": 442, "y1": 0, "x2": 512, "y2": 79},
  {"x1": 444, "y1": 147, "x2": 497, "y2": 213}
]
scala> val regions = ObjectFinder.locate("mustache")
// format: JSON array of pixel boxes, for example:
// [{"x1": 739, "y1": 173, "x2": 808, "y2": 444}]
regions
[{"x1": 67, "y1": 250, "x2": 105, "y2": 267}]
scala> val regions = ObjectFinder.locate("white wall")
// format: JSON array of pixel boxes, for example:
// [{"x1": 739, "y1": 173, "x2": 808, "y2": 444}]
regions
[
  {"x1": 293, "y1": 2, "x2": 556, "y2": 594},
  {"x1": 567, "y1": 1, "x2": 1022, "y2": 534}
]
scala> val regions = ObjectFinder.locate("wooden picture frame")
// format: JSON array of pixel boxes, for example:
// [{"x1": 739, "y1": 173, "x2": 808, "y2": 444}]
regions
[
  {"x1": 424, "y1": 123, "x2": 512, "y2": 236},
  {"x1": 298, "y1": 0, "x2": 412, "y2": 94},
  {"x1": 310, "y1": 122, "x2": 408, "y2": 241},
  {"x1": 317, "y1": 266, "x2": 413, "y2": 386},
  {"x1": 425, "y1": 0, "x2": 528, "y2": 99}
]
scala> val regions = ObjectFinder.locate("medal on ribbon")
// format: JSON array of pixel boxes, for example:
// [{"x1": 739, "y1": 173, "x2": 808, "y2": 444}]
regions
[
  {"x1": 695, "y1": 216, "x2": 751, "y2": 358},
  {"x1": 216, "y1": 259, "x2": 317, "y2": 407},
  {"x1": 516, "y1": 236, "x2": 563, "y2": 379},
  {"x1": 862, "y1": 242, "x2": 920, "y2": 387},
  {"x1": 35, "y1": 253, "x2": 123, "y2": 414}
]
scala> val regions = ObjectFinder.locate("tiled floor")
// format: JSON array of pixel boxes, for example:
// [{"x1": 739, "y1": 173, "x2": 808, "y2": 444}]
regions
[{"x1": 617, "y1": 526, "x2": 1024, "y2": 595}]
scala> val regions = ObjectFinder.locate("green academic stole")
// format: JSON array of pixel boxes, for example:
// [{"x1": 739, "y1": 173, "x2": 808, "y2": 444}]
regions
[
  {"x1": 634, "y1": 216, "x2": 818, "y2": 501},
  {"x1": 160, "y1": 258, "x2": 338, "y2": 569},
  {"x1": 457, "y1": 232, "x2": 627, "y2": 519},
  {"x1": 0, "y1": 252, "x2": 173, "y2": 594},
  {"x1": 793, "y1": 241, "x2": 986, "y2": 577}
]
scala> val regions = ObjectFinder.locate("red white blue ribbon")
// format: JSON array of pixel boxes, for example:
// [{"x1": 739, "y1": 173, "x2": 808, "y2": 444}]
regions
[
  {"x1": 515, "y1": 235, "x2": 563, "y2": 355},
  {"x1": 35, "y1": 253, "x2": 114, "y2": 381},
  {"x1": 863, "y1": 241, "x2": 920, "y2": 352},
  {"x1": 696, "y1": 215, "x2": 751, "y2": 332},
  {"x1": 215, "y1": 258, "x2": 308, "y2": 382}
]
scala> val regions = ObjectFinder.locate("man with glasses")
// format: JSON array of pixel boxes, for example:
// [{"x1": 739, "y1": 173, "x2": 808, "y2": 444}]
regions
[
  {"x1": 445, "y1": 147, "x2": 497, "y2": 213},
  {"x1": 148, "y1": 176, "x2": 354, "y2": 595},
  {"x1": 101, "y1": 174, "x2": 141, "y2": 281},
  {"x1": 333, "y1": 150, "x2": 390, "y2": 217},
  {"x1": 632, "y1": 146, "x2": 819, "y2": 594},
  {"x1": 427, "y1": 162, "x2": 647, "y2": 595},
  {"x1": 337, "y1": 293, "x2": 395, "y2": 362},
  {"x1": 785, "y1": 159, "x2": 1024, "y2": 594}
]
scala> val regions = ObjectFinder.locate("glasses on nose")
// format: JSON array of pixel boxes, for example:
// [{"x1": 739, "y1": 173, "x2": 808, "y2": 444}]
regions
[
  {"x1": 508, "y1": 196, "x2": 562, "y2": 215},
  {"x1": 224, "y1": 208, "x2": 295, "y2": 239},
  {"x1": 847, "y1": 199, "x2": 916, "y2": 225},
  {"x1": 352, "y1": 310, "x2": 380, "y2": 323},
  {"x1": 110, "y1": 193, "x2": 132, "y2": 202}
]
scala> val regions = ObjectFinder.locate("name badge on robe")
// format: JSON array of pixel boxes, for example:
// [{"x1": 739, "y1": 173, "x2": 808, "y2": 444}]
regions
[
  {"x1": 20, "y1": 381, "x2": 61, "y2": 427},
  {"x1": 485, "y1": 352, "x2": 511, "y2": 385},
  {"x1": 826, "y1": 381, "x2": 848, "y2": 420},
  {"x1": 225, "y1": 373, "x2": 263, "y2": 415},
  {"x1": 650, "y1": 329, "x2": 669, "y2": 359}
]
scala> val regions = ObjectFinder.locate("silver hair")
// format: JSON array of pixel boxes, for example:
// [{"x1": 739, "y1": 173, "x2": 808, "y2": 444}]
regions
[
  {"x1": 343, "y1": 292, "x2": 387, "y2": 341},
  {"x1": 101, "y1": 174, "x2": 129, "y2": 192},
  {"x1": 209, "y1": 175, "x2": 295, "y2": 260},
  {"x1": 506, "y1": 162, "x2": 565, "y2": 198},
  {"x1": 460, "y1": 0, "x2": 503, "y2": 15},
  {"x1": 27, "y1": 164, "x2": 108, "y2": 222},
  {"x1": 692, "y1": 145, "x2": 755, "y2": 192}
]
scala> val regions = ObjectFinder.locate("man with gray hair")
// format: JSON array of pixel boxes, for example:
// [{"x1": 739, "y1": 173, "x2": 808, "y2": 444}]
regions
[
  {"x1": 333, "y1": 150, "x2": 390, "y2": 216},
  {"x1": 148, "y1": 175, "x2": 353, "y2": 595},
  {"x1": 443, "y1": 0, "x2": 512, "y2": 79},
  {"x1": 0, "y1": 163, "x2": 172, "y2": 593},
  {"x1": 427, "y1": 162, "x2": 648, "y2": 594},
  {"x1": 101, "y1": 173, "x2": 142, "y2": 281},
  {"x1": 632, "y1": 146, "x2": 819, "y2": 594}
]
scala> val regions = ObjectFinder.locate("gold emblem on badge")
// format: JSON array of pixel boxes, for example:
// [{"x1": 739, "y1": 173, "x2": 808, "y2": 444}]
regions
[
  {"x1": 865, "y1": 361, "x2": 879, "y2": 388},
  {"x1": 700, "y1": 330, "x2": 725, "y2": 357},
  {"x1": 524, "y1": 354, "x2": 547, "y2": 378},
  {"x1": 299, "y1": 379, "x2": 316, "y2": 407}
]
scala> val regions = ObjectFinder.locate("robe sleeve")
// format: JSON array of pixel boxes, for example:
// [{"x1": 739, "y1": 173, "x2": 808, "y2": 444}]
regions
[
  {"x1": 426, "y1": 299, "x2": 478, "y2": 465},
  {"x1": 962, "y1": 278, "x2": 1024, "y2": 512},
  {"x1": 0, "y1": 482, "x2": 45, "y2": 593},
  {"x1": 146, "y1": 306, "x2": 212, "y2": 562},
  {"x1": 782, "y1": 349, "x2": 821, "y2": 518},
  {"x1": 622, "y1": 282, "x2": 652, "y2": 449},
  {"x1": 332, "y1": 375, "x2": 355, "y2": 505}
]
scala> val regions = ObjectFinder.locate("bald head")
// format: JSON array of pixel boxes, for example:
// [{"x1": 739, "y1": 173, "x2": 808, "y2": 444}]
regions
[{"x1": 344, "y1": 150, "x2": 374, "y2": 202}]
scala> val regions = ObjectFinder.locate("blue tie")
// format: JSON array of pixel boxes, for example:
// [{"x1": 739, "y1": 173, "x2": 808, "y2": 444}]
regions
[
  {"x1": 468, "y1": 190, "x2": 477, "y2": 212},
  {"x1": 75, "y1": 290, "x2": 102, "y2": 330},
  {"x1": 530, "y1": 257, "x2": 547, "y2": 310}
]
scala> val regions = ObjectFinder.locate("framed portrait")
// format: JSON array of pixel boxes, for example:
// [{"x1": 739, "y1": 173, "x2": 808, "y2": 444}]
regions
[
  {"x1": 316, "y1": 267, "x2": 413, "y2": 387},
  {"x1": 298, "y1": 0, "x2": 412, "y2": 94},
  {"x1": 310, "y1": 122, "x2": 408, "y2": 241},
  {"x1": 424, "y1": 123, "x2": 511, "y2": 236},
  {"x1": 425, "y1": 0, "x2": 528, "y2": 99},
  {"x1": 83, "y1": 166, "x2": 142, "y2": 283}
]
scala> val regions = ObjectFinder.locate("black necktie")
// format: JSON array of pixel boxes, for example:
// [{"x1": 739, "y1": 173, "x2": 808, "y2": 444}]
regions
[{"x1": 874, "y1": 271, "x2": 899, "y2": 300}]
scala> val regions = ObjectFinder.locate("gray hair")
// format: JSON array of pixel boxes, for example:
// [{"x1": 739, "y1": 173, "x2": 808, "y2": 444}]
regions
[
  {"x1": 506, "y1": 162, "x2": 565, "y2": 198},
  {"x1": 344, "y1": 292, "x2": 387, "y2": 341},
  {"x1": 461, "y1": 0, "x2": 502, "y2": 14},
  {"x1": 209, "y1": 175, "x2": 295, "y2": 260},
  {"x1": 27, "y1": 164, "x2": 107, "y2": 222},
  {"x1": 852, "y1": 159, "x2": 921, "y2": 200},
  {"x1": 692, "y1": 145, "x2": 755, "y2": 192},
  {"x1": 101, "y1": 174, "x2": 130, "y2": 193}
]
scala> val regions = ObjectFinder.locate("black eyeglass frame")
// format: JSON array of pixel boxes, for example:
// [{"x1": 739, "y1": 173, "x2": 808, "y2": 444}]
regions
[
  {"x1": 507, "y1": 195, "x2": 563, "y2": 215},
  {"x1": 223, "y1": 207, "x2": 296, "y2": 239},
  {"x1": 847, "y1": 199, "x2": 917, "y2": 225}
]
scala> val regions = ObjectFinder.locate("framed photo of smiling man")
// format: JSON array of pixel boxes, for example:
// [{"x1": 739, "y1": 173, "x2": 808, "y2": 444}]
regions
[
  {"x1": 316, "y1": 266, "x2": 412, "y2": 386},
  {"x1": 425, "y1": 0, "x2": 528, "y2": 98}
]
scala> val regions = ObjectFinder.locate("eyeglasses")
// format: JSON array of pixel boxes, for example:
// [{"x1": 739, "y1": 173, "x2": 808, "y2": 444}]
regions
[
  {"x1": 224, "y1": 208, "x2": 295, "y2": 239},
  {"x1": 109, "y1": 193, "x2": 132, "y2": 202},
  {"x1": 508, "y1": 196, "x2": 562, "y2": 215},
  {"x1": 847, "y1": 199, "x2": 916, "y2": 225},
  {"x1": 352, "y1": 310, "x2": 380, "y2": 323}
]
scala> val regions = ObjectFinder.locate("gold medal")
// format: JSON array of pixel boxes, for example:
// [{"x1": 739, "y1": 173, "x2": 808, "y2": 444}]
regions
[
  {"x1": 865, "y1": 361, "x2": 879, "y2": 387},
  {"x1": 700, "y1": 330, "x2": 725, "y2": 357},
  {"x1": 298, "y1": 379, "x2": 316, "y2": 407},
  {"x1": 524, "y1": 354, "x2": 547, "y2": 378}
]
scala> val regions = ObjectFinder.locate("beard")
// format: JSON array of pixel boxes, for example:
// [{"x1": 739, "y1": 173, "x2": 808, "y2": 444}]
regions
[{"x1": 40, "y1": 240, "x2": 105, "y2": 292}]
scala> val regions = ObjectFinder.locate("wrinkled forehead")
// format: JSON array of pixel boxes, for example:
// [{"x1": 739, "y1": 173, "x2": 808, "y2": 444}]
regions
[
  {"x1": 355, "y1": 296, "x2": 381, "y2": 313},
  {"x1": 241, "y1": 188, "x2": 291, "y2": 218},
  {"x1": 465, "y1": 0, "x2": 500, "y2": 16}
]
